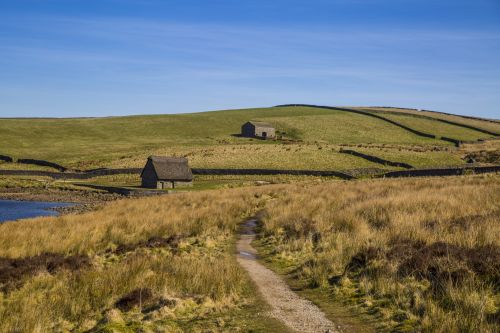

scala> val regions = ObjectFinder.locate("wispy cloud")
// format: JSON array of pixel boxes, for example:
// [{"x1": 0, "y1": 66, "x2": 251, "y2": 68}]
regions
[
  {"x1": 0, "y1": 11, "x2": 499, "y2": 117},
  {"x1": 2, "y1": 15, "x2": 498, "y2": 70}
]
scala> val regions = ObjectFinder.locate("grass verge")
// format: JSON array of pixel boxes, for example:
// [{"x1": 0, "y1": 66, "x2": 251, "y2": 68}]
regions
[{"x1": 255, "y1": 175, "x2": 500, "y2": 333}]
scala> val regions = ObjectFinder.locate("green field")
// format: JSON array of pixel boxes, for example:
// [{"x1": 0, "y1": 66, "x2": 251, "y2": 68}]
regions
[
  {"x1": 377, "y1": 112, "x2": 493, "y2": 141},
  {"x1": 0, "y1": 105, "x2": 496, "y2": 170},
  {"x1": 358, "y1": 107, "x2": 500, "y2": 135},
  {"x1": 260, "y1": 113, "x2": 440, "y2": 144}
]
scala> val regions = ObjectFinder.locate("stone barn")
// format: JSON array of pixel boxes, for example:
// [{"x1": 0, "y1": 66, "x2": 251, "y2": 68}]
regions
[
  {"x1": 141, "y1": 156, "x2": 193, "y2": 189},
  {"x1": 241, "y1": 121, "x2": 276, "y2": 139}
]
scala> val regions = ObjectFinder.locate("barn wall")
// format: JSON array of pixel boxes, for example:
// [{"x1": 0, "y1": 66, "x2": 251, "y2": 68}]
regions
[
  {"x1": 254, "y1": 127, "x2": 276, "y2": 138},
  {"x1": 173, "y1": 181, "x2": 193, "y2": 188},
  {"x1": 157, "y1": 181, "x2": 173, "y2": 189},
  {"x1": 141, "y1": 160, "x2": 158, "y2": 188},
  {"x1": 241, "y1": 123, "x2": 255, "y2": 138}
]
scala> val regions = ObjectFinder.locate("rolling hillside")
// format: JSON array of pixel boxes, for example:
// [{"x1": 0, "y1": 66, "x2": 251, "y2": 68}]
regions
[
  {"x1": 369, "y1": 112, "x2": 494, "y2": 141},
  {"x1": 0, "y1": 105, "x2": 498, "y2": 170},
  {"x1": 358, "y1": 107, "x2": 500, "y2": 135}
]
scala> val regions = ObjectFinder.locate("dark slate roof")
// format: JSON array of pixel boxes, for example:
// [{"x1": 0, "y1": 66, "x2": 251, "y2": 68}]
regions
[
  {"x1": 148, "y1": 156, "x2": 193, "y2": 181},
  {"x1": 247, "y1": 121, "x2": 274, "y2": 128}
]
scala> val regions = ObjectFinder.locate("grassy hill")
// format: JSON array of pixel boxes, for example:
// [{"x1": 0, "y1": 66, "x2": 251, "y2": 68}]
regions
[
  {"x1": 0, "y1": 105, "x2": 497, "y2": 170},
  {"x1": 371, "y1": 112, "x2": 494, "y2": 141},
  {"x1": 358, "y1": 107, "x2": 500, "y2": 135}
]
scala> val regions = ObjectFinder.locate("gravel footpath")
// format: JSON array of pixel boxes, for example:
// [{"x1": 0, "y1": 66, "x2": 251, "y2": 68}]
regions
[{"x1": 237, "y1": 218, "x2": 339, "y2": 333}]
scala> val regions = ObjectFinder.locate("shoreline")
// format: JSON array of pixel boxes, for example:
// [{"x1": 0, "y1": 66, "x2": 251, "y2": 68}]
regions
[
  {"x1": 0, "y1": 188, "x2": 121, "y2": 202},
  {"x1": 0, "y1": 188, "x2": 123, "y2": 216}
]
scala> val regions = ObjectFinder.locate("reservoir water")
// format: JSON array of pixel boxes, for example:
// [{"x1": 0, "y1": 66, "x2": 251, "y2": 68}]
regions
[{"x1": 0, "y1": 200, "x2": 73, "y2": 223}]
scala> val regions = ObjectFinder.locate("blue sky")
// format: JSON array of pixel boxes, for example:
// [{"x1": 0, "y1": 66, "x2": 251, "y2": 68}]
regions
[{"x1": 0, "y1": 0, "x2": 499, "y2": 118}]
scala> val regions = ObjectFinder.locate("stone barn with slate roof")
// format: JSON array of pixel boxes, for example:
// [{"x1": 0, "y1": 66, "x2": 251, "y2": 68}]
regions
[
  {"x1": 241, "y1": 121, "x2": 276, "y2": 139},
  {"x1": 141, "y1": 156, "x2": 193, "y2": 189}
]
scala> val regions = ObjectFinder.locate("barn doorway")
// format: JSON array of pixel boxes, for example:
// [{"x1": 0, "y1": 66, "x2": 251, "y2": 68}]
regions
[{"x1": 262, "y1": 132, "x2": 267, "y2": 138}]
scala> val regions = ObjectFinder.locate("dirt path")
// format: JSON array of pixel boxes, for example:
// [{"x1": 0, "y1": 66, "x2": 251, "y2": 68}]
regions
[{"x1": 237, "y1": 217, "x2": 339, "y2": 333}]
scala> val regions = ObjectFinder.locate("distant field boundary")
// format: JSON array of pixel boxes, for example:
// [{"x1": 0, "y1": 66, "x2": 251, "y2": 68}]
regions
[
  {"x1": 1, "y1": 166, "x2": 499, "y2": 181},
  {"x1": 16, "y1": 159, "x2": 68, "y2": 172},
  {"x1": 190, "y1": 168, "x2": 354, "y2": 179},
  {"x1": 276, "y1": 104, "x2": 485, "y2": 147},
  {"x1": 277, "y1": 104, "x2": 439, "y2": 139},
  {"x1": 1, "y1": 157, "x2": 71, "y2": 172},
  {"x1": 0, "y1": 168, "x2": 354, "y2": 180},
  {"x1": 363, "y1": 108, "x2": 499, "y2": 137},
  {"x1": 367, "y1": 106, "x2": 500, "y2": 126},
  {"x1": 0, "y1": 155, "x2": 13, "y2": 163},
  {"x1": 339, "y1": 149, "x2": 414, "y2": 169},
  {"x1": 0, "y1": 168, "x2": 142, "y2": 179},
  {"x1": 74, "y1": 184, "x2": 163, "y2": 196},
  {"x1": 381, "y1": 165, "x2": 500, "y2": 178}
]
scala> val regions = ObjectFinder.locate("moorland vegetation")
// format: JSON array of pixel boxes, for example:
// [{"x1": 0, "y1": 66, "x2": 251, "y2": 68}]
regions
[{"x1": 0, "y1": 174, "x2": 498, "y2": 332}]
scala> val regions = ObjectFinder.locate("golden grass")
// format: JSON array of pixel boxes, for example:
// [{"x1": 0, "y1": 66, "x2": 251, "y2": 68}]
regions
[
  {"x1": 105, "y1": 142, "x2": 462, "y2": 171},
  {"x1": 0, "y1": 188, "x2": 270, "y2": 332},
  {"x1": 460, "y1": 138, "x2": 500, "y2": 154},
  {"x1": 1, "y1": 251, "x2": 246, "y2": 332},
  {"x1": 104, "y1": 143, "x2": 385, "y2": 170},
  {"x1": 0, "y1": 175, "x2": 498, "y2": 332},
  {"x1": 258, "y1": 174, "x2": 500, "y2": 332},
  {"x1": 0, "y1": 189, "x2": 260, "y2": 258}
]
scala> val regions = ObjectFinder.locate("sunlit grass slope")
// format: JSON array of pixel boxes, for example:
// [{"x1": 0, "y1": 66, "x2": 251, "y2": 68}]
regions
[
  {"x1": 378, "y1": 112, "x2": 493, "y2": 141},
  {"x1": 358, "y1": 107, "x2": 500, "y2": 135},
  {"x1": 260, "y1": 113, "x2": 439, "y2": 144},
  {"x1": 0, "y1": 106, "x2": 449, "y2": 168}
]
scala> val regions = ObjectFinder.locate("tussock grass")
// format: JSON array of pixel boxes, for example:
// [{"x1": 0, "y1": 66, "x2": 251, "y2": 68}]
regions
[
  {"x1": 460, "y1": 139, "x2": 500, "y2": 164},
  {"x1": 258, "y1": 175, "x2": 500, "y2": 332},
  {"x1": 0, "y1": 189, "x2": 259, "y2": 258},
  {"x1": 0, "y1": 187, "x2": 278, "y2": 331},
  {"x1": 0, "y1": 252, "x2": 246, "y2": 332},
  {"x1": 0, "y1": 175, "x2": 498, "y2": 331}
]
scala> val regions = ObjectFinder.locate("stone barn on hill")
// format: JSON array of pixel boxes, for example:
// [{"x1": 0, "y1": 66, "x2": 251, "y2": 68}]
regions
[
  {"x1": 241, "y1": 121, "x2": 276, "y2": 139},
  {"x1": 141, "y1": 156, "x2": 193, "y2": 189}
]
